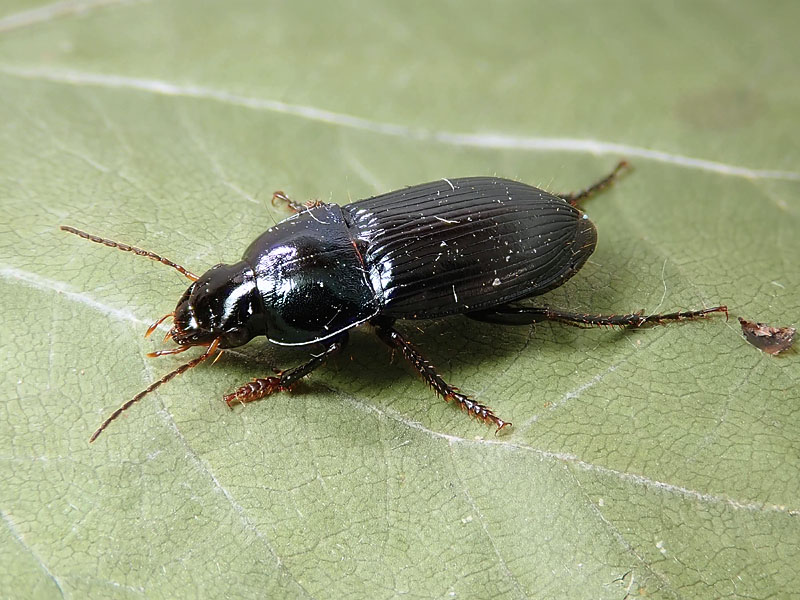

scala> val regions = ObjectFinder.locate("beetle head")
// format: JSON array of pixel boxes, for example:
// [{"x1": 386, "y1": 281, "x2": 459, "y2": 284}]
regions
[
  {"x1": 170, "y1": 261, "x2": 261, "y2": 349},
  {"x1": 61, "y1": 226, "x2": 271, "y2": 441}
]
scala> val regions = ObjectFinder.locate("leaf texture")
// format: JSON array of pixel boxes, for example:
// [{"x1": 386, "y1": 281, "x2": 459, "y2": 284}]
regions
[{"x1": 1, "y1": 1, "x2": 798, "y2": 598}]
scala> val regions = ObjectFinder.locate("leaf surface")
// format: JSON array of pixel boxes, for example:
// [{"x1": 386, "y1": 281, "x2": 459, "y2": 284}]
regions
[{"x1": 1, "y1": 2, "x2": 798, "y2": 598}]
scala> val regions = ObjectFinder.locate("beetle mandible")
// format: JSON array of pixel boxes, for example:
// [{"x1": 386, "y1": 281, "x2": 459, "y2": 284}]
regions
[{"x1": 63, "y1": 161, "x2": 727, "y2": 442}]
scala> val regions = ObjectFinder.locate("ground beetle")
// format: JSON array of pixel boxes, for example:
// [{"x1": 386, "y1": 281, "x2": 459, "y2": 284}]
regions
[{"x1": 63, "y1": 162, "x2": 727, "y2": 442}]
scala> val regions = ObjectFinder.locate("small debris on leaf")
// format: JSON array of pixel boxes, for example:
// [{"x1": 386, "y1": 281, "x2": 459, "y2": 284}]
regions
[{"x1": 738, "y1": 317, "x2": 796, "y2": 355}]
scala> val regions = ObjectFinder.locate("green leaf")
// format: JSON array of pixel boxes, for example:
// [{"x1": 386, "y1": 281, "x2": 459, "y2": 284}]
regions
[{"x1": 1, "y1": 1, "x2": 798, "y2": 598}]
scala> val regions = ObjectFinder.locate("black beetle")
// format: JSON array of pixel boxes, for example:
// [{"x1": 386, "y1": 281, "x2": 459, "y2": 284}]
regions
[{"x1": 63, "y1": 162, "x2": 727, "y2": 442}]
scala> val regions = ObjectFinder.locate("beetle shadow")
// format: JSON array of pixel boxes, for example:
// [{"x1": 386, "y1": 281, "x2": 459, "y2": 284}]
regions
[
  {"x1": 215, "y1": 316, "x2": 537, "y2": 400},
  {"x1": 325, "y1": 314, "x2": 634, "y2": 397},
  {"x1": 220, "y1": 306, "x2": 638, "y2": 396},
  {"x1": 215, "y1": 290, "x2": 647, "y2": 429}
]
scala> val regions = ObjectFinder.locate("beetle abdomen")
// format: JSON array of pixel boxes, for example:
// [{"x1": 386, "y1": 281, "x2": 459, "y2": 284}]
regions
[{"x1": 344, "y1": 177, "x2": 596, "y2": 318}]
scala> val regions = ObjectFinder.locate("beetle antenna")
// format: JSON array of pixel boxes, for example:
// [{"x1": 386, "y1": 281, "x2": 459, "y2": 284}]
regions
[
  {"x1": 89, "y1": 338, "x2": 221, "y2": 443},
  {"x1": 61, "y1": 225, "x2": 199, "y2": 282}
]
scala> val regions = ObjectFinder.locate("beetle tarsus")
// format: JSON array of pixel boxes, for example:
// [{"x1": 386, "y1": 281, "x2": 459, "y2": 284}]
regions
[
  {"x1": 224, "y1": 377, "x2": 283, "y2": 407},
  {"x1": 559, "y1": 160, "x2": 630, "y2": 207},
  {"x1": 446, "y1": 390, "x2": 510, "y2": 432},
  {"x1": 629, "y1": 306, "x2": 729, "y2": 326},
  {"x1": 374, "y1": 321, "x2": 511, "y2": 432}
]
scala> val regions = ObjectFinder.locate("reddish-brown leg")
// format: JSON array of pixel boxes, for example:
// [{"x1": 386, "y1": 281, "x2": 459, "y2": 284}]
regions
[
  {"x1": 558, "y1": 161, "x2": 630, "y2": 207},
  {"x1": 271, "y1": 190, "x2": 306, "y2": 213},
  {"x1": 374, "y1": 321, "x2": 511, "y2": 432},
  {"x1": 224, "y1": 335, "x2": 347, "y2": 407},
  {"x1": 271, "y1": 191, "x2": 327, "y2": 214},
  {"x1": 468, "y1": 305, "x2": 728, "y2": 328}
]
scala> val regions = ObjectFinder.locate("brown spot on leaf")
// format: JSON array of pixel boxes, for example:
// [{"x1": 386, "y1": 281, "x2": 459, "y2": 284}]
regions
[
  {"x1": 738, "y1": 317, "x2": 795, "y2": 355},
  {"x1": 676, "y1": 87, "x2": 764, "y2": 130}
]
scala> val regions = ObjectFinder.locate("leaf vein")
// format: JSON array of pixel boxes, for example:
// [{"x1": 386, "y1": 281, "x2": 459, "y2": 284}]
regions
[
  {"x1": 0, "y1": 0, "x2": 140, "y2": 34},
  {"x1": 2, "y1": 65, "x2": 798, "y2": 182},
  {"x1": 0, "y1": 265, "x2": 146, "y2": 325},
  {"x1": 448, "y1": 443, "x2": 530, "y2": 598},
  {"x1": 330, "y1": 387, "x2": 797, "y2": 516},
  {"x1": 1, "y1": 509, "x2": 66, "y2": 598}
]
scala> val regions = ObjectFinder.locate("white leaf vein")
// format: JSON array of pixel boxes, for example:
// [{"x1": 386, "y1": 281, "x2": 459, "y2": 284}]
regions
[{"x1": 2, "y1": 65, "x2": 798, "y2": 182}]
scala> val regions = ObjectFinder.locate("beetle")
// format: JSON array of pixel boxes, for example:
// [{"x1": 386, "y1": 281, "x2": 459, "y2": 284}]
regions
[{"x1": 63, "y1": 161, "x2": 727, "y2": 442}]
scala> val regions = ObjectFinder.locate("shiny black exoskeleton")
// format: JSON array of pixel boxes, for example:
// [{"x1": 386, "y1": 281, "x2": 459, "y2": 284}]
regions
[
  {"x1": 172, "y1": 177, "x2": 596, "y2": 349},
  {"x1": 63, "y1": 162, "x2": 728, "y2": 442}
]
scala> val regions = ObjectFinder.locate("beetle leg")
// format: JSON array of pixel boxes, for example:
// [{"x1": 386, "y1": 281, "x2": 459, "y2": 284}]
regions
[
  {"x1": 468, "y1": 305, "x2": 728, "y2": 328},
  {"x1": 271, "y1": 190, "x2": 306, "y2": 213},
  {"x1": 558, "y1": 161, "x2": 629, "y2": 207},
  {"x1": 223, "y1": 334, "x2": 347, "y2": 407},
  {"x1": 272, "y1": 190, "x2": 328, "y2": 214},
  {"x1": 468, "y1": 307, "x2": 550, "y2": 326},
  {"x1": 373, "y1": 322, "x2": 511, "y2": 433}
]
